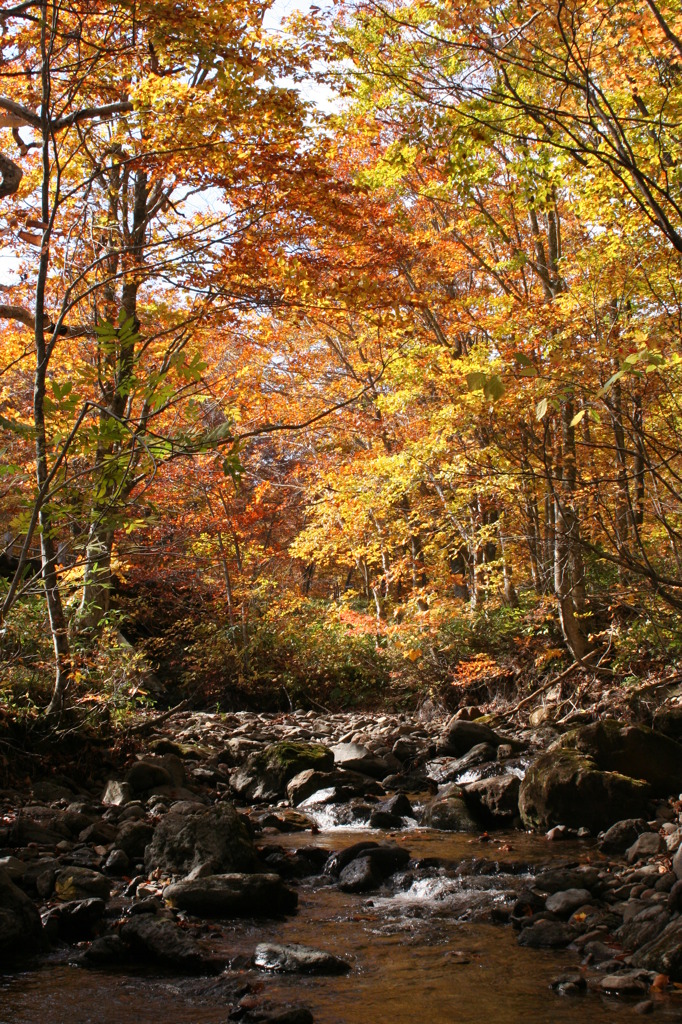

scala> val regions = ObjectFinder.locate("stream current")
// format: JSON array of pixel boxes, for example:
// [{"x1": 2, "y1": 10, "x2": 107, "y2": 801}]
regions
[{"x1": 3, "y1": 826, "x2": 682, "y2": 1024}]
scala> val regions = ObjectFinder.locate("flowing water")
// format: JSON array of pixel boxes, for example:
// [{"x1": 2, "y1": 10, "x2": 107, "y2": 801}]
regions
[{"x1": 3, "y1": 827, "x2": 682, "y2": 1024}]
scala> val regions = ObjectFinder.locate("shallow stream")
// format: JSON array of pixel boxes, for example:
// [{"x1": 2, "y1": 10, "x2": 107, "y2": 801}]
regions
[{"x1": 3, "y1": 827, "x2": 682, "y2": 1024}]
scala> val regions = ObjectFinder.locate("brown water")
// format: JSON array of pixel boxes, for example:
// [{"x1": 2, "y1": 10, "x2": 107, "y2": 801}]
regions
[{"x1": 2, "y1": 828, "x2": 682, "y2": 1024}]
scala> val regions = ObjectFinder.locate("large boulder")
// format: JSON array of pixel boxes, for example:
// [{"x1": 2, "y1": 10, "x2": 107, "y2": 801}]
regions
[
  {"x1": 144, "y1": 802, "x2": 256, "y2": 876},
  {"x1": 556, "y1": 720, "x2": 682, "y2": 796},
  {"x1": 462, "y1": 775, "x2": 520, "y2": 824},
  {"x1": 421, "y1": 785, "x2": 481, "y2": 831},
  {"x1": 231, "y1": 742, "x2": 334, "y2": 803},
  {"x1": 119, "y1": 915, "x2": 210, "y2": 972},
  {"x1": 163, "y1": 873, "x2": 297, "y2": 917},
  {"x1": 437, "y1": 719, "x2": 504, "y2": 757},
  {"x1": 0, "y1": 868, "x2": 44, "y2": 960},
  {"x1": 519, "y1": 748, "x2": 651, "y2": 831},
  {"x1": 633, "y1": 917, "x2": 682, "y2": 980}
]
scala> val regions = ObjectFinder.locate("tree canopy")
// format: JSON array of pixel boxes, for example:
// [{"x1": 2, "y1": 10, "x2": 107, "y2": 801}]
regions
[{"x1": 2, "y1": 0, "x2": 682, "y2": 716}]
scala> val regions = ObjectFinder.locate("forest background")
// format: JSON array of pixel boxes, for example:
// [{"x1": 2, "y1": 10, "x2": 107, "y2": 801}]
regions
[{"x1": 1, "y1": 0, "x2": 682, "y2": 724}]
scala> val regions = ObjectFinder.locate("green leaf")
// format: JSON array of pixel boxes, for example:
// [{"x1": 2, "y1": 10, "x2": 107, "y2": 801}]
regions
[
  {"x1": 466, "y1": 371, "x2": 487, "y2": 392},
  {"x1": 598, "y1": 370, "x2": 624, "y2": 396},
  {"x1": 483, "y1": 374, "x2": 504, "y2": 401}
]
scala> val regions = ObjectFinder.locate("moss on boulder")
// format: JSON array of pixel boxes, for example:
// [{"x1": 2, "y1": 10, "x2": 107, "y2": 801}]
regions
[
  {"x1": 519, "y1": 747, "x2": 651, "y2": 832},
  {"x1": 231, "y1": 742, "x2": 334, "y2": 802}
]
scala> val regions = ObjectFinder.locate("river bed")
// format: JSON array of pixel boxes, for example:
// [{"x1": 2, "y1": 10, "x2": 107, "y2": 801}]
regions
[{"x1": 3, "y1": 826, "x2": 682, "y2": 1024}]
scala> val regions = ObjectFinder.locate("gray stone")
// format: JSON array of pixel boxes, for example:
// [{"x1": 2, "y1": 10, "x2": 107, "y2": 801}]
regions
[
  {"x1": 0, "y1": 856, "x2": 27, "y2": 881},
  {"x1": 519, "y1": 748, "x2": 651, "y2": 832},
  {"x1": 421, "y1": 790, "x2": 480, "y2": 831},
  {"x1": 437, "y1": 719, "x2": 503, "y2": 757},
  {"x1": 330, "y1": 743, "x2": 389, "y2": 780},
  {"x1": 633, "y1": 917, "x2": 682, "y2": 980},
  {"x1": 254, "y1": 942, "x2": 350, "y2": 975},
  {"x1": 163, "y1": 873, "x2": 297, "y2": 917},
  {"x1": 232, "y1": 743, "x2": 335, "y2": 802},
  {"x1": 115, "y1": 819, "x2": 154, "y2": 859},
  {"x1": 144, "y1": 801, "x2": 256, "y2": 876},
  {"x1": 616, "y1": 904, "x2": 670, "y2": 949},
  {"x1": 338, "y1": 856, "x2": 381, "y2": 893},
  {"x1": 599, "y1": 819, "x2": 650, "y2": 855},
  {"x1": 126, "y1": 760, "x2": 173, "y2": 793},
  {"x1": 599, "y1": 971, "x2": 650, "y2": 995},
  {"x1": 119, "y1": 915, "x2": 209, "y2": 971},
  {"x1": 627, "y1": 832, "x2": 663, "y2": 863},
  {"x1": 52, "y1": 898, "x2": 106, "y2": 942},
  {"x1": 102, "y1": 780, "x2": 133, "y2": 806},
  {"x1": 545, "y1": 888, "x2": 593, "y2": 917},
  {"x1": 672, "y1": 843, "x2": 682, "y2": 879},
  {"x1": 556, "y1": 720, "x2": 682, "y2": 797},
  {"x1": 463, "y1": 774, "x2": 520, "y2": 822},
  {"x1": 54, "y1": 867, "x2": 111, "y2": 901},
  {"x1": 517, "y1": 919, "x2": 574, "y2": 948}
]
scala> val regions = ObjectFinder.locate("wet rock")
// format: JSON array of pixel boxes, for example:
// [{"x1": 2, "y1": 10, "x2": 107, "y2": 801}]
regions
[
  {"x1": 337, "y1": 855, "x2": 381, "y2": 893},
  {"x1": 233, "y1": 743, "x2": 334, "y2": 803},
  {"x1": 54, "y1": 866, "x2": 111, "y2": 901},
  {"x1": 239, "y1": 1006, "x2": 314, "y2": 1024},
  {"x1": 598, "y1": 971, "x2": 651, "y2": 996},
  {"x1": 437, "y1": 719, "x2": 503, "y2": 757},
  {"x1": 0, "y1": 867, "x2": 44, "y2": 960},
  {"x1": 627, "y1": 832, "x2": 663, "y2": 863},
  {"x1": 462, "y1": 774, "x2": 520, "y2": 823},
  {"x1": 550, "y1": 972, "x2": 587, "y2": 996},
  {"x1": 119, "y1": 915, "x2": 210, "y2": 972},
  {"x1": 144, "y1": 801, "x2": 256, "y2": 876},
  {"x1": 517, "y1": 919, "x2": 574, "y2": 949},
  {"x1": 324, "y1": 841, "x2": 382, "y2": 877},
  {"x1": 251, "y1": 808, "x2": 314, "y2": 833},
  {"x1": 330, "y1": 742, "x2": 389, "y2": 780},
  {"x1": 326, "y1": 840, "x2": 409, "y2": 891},
  {"x1": 368, "y1": 809, "x2": 401, "y2": 829},
  {"x1": 598, "y1": 819, "x2": 650, "y2": 855},
  {"x1": 545, "y1": 889, "x2": 593, "y2": 917},
  {"x1": 163, "y1": 873, "x2": 297, "y2": 917},
  {"x1": 286, "y1": 770, "x2": 337, "y2": 806},
  {"x1": 519, "y1": 748, "x2": 651, "y2": 831},
  {"x1": 633, "y1": 918, "x2": 682, "y2": 980},
  {"x1": 78, "y1": 934, "x2": 129, "y2": 967},
  {"x1": 421, "y1": 789, "x2": 480, "y2": 831},
  {"x1": 254, "y1": 942, "x2": 350, "y2": 975}
]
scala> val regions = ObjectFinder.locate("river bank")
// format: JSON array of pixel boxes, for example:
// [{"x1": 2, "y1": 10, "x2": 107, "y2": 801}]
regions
[{"x1": 3, "y1": 701, "x2": 682, "y2": 1022}]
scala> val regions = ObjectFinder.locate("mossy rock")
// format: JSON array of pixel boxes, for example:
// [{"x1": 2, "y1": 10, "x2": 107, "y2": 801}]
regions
[
  {"x1": 232, "y1": 742, "x2": 334, "y2": 803},
  {"x1": 519, "y1": 747, "x2": 651, "y2": 832},
  {"x1": 556, "y1": 719, "x2": 682, "y2": 797}
]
